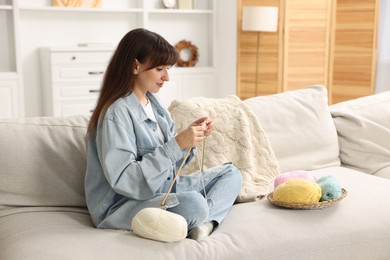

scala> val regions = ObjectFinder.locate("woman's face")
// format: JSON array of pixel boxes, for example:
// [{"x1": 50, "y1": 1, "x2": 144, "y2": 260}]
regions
[{"x1": 134, "y1": 62, "x2": 171, "y2": 94}]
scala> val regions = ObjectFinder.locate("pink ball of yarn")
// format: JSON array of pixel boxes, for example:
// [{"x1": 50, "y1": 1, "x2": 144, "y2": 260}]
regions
[{"x1": 274, "y1": 170, "x2": 316, "y2": 189}]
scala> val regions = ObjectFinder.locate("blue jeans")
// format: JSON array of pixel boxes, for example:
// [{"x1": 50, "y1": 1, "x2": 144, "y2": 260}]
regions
[
  {"x1": 169, "y1": 163, "x2": 243, "y2": 231},
  {"x1": 96, "y1": 163, "x2": 242, "y2": 231}
]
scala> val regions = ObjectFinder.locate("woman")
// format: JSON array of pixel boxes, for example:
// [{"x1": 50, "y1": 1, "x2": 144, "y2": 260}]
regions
[{"x1": 85, "y1": 28, "x2": 242, "y2": 242}]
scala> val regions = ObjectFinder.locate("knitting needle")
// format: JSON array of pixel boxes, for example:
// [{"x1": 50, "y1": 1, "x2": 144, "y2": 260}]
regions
[
  {"x1": 200, "y1": 120, "x2": 207, "y2": 172},
  {"x1": 161, "y1": 120, "x2": 208, "y2": 207},
  {"x1": 161, "y1": 148, "x2": 192, "y2": 207}
]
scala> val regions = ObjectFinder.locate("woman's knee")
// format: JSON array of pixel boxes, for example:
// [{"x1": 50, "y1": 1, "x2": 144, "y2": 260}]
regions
[
  {"x1": 168, "y1": 191, "x2": 208, "y2": 229},
  {"x1": 224, "y1": 163, "x2": 243, "y2": 188}
]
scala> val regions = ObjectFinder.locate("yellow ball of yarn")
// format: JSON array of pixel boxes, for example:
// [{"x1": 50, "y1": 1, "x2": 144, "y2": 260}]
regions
[{"x1": 273, "y1": 179, "x2": 322, "y2": 204}]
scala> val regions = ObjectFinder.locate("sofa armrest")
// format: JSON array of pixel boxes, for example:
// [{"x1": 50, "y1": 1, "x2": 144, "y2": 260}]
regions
[{"x1": 330, "y1": 91, "x2": 390, "y2": 178}]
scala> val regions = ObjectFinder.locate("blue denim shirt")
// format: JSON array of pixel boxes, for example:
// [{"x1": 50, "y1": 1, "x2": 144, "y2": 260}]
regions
[{"x1": 85, "y1": 92, "x2": 195, "y2": 229}]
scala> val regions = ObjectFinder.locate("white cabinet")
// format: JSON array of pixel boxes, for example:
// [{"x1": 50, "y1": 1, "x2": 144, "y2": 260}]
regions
[
  {"x1": 0, "y1": 73, "x2": 19, "y2": 118},
  {"x1": 0, "y1": 1, "x2": 23, "y2": 118},
  {"x1": 40, "y1": 47, "x2": 113, "y2": 116},
  {"x1": 40, "y1": 46, "x2": 217, "y2": 116}
]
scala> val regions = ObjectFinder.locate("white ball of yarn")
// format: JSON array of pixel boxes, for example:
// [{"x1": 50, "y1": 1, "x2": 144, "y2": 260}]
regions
[{"x1": 132, "y1": 208, "x2": 188, "y2": 243}]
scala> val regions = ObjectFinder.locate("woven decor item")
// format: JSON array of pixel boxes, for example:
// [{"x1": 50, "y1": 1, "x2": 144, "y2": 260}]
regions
[
  {"x1": 267, "y1": 188, "x2": 347, "y2": 210},
  {"x1": 175, "y1": 40, "x2": 198, "y2": 67}
]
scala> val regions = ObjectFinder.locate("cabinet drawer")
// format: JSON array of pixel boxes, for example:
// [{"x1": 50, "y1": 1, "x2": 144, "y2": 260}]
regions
[
  {"x1": 0, "y1": 83, "x2": 13, "y2": 118},
  {"x1": 53, "y1": 66, "x2": 106, "y2": 82},
  {"x1": 51, "y1": 51, "x2": 113, "y2": 65},
  {"x1": 59, "y1": 85, "x2": 100, "y2": 99},
  {"x1": 56, "y1": 102, "x2": 96, "y2": 117}
]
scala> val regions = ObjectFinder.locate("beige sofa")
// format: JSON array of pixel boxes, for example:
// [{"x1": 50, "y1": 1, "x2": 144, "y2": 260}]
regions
[{"x1": 1, "y1": 86, "x2": 390, "y2": 260}]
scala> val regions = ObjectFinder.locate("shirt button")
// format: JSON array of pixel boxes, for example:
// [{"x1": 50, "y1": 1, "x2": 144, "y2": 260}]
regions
[{"x1": 167, "y1": 177, "x2": 171, "y2": 180}]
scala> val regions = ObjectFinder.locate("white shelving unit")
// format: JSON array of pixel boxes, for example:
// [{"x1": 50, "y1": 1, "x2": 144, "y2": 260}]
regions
[
  {"x1": 2, "y1": 0, "x2": 217, "y2": 116},
  {"x1": 16, "y1": 0, "x2": 216, "y2": 67},
  {"x1": 0, "y1": 0, "x2": 24, "y2": 118}
]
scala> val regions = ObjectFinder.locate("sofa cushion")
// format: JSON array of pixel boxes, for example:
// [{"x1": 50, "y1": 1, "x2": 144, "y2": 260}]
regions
[
  {"x1": 0, "y1": 116, "x2": 89, "y2": 213},
  {"x1": 244, "y1": 86, "x2": 340, "y2": 173},
  {"x1": 330, "y1": 91, "x2": 390, "y2": 178},
  {"x1": 168, "y1": 95, "x2": 280, "y2": 202},
  {"x1": 1, "y1": 167, "x2": 390, "y2": 260}
]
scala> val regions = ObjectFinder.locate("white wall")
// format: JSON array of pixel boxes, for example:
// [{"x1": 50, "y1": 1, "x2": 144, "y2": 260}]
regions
[
  {"x1": 216, "y1": 0, "x2": 237, "y2": 98},
  {"x1": 376, "y1": 0, "x2": 390, "y2": 93}
]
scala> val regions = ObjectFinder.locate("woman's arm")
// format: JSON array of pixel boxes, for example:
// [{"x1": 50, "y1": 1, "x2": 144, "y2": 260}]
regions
[{"x1": 96, "y1": 117, "x2": 183, "y2": 201}]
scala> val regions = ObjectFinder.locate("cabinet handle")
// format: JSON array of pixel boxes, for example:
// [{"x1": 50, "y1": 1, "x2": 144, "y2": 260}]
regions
[
  {"x1": 88, "y1": 71, "x2": 104, "y2": 75},
  {"x1": 89, "y1": 89, "x2": 100, "y2": 93}
]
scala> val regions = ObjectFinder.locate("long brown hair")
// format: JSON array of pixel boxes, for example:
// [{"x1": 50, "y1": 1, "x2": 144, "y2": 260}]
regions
[{"x1": 87, "y1": 28, "x2": 178, "y2": 137}]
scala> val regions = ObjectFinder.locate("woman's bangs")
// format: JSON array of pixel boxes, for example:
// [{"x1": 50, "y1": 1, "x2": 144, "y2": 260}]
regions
[{"x1": 147, "y1": 42, "x2": 178, "y2": 69}]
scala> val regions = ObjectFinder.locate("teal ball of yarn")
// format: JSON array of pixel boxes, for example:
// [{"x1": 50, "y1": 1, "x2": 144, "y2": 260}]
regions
[{"x1": 317, "y1": 175, "x2": 342, "y2": 201}]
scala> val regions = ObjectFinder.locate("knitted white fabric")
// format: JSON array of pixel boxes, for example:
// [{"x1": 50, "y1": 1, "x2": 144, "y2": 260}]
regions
[
  {"x1": 132, "y1": 208, "x2": 188, "y2": 242},
  {"x1": 168, "y1": 95, "x2": 280, "y2": 202}
]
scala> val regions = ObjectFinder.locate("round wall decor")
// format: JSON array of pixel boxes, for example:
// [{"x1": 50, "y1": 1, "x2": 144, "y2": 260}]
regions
[{"x1": 175, "y1": 40, "x2": 199, "y2": 67}]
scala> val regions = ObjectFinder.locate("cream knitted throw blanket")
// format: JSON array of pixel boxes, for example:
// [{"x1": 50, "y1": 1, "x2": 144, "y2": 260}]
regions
[{"x1": 168, "y1": 95, "x2": 280, "y2": 203}]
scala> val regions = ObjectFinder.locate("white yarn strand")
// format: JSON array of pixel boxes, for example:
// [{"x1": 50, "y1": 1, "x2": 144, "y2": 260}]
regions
[{"x1": 196, "y1": 139, "x2": 208, "y2": 200}]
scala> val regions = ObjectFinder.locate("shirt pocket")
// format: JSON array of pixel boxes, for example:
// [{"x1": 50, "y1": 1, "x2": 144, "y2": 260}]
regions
[
  {"x1": 136, "y1": 147, "x2": 156, "y2": 159},
  {"x1": 134, "y1": 121, "x2": 159, "y2": 150}
]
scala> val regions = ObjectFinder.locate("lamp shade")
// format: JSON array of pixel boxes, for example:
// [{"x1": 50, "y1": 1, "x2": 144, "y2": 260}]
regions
[{"x1": 242, "y1": 6, "x2": 279, "y2": 32}]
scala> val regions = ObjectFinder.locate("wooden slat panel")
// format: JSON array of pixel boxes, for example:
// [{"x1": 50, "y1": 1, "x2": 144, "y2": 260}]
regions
[
  {"x1": 237, "y1": 0, "x2": 378, "y2": 103},
  {"x1": 237, "y1": 0, "x2": 282, "y2": 100},
  {"x1": 283, "y1": 0, "x2": 332, "y2": 92},
  {"x1": 329, "y1": 0, "x2": 378, "y2": 104}
]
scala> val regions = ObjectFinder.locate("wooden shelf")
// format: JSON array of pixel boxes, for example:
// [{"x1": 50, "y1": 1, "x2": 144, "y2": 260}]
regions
[
  {"x1": 18, "y1": 6, "x2": 212, "y2": 15},
  {"x1": 19, "y1": 6, "x2": 143, "y2": 13},
  {"x1": 148, "y1": 9, "x2": 212, "y2": 14},
  {"x1": 0, "y1": 5, "x2": 12, "y2": 10}
]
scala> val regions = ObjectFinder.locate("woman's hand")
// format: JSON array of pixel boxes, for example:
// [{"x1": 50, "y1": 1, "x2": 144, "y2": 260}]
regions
[
  {"x1": 191, "y1": 117, "x2": 214, "y2": 137},
  {"x1": 175, "y1": 117, "x2": 214, "y2": 149}
]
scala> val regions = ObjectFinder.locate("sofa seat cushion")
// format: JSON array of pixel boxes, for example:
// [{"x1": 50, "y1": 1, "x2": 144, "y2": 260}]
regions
[
  {"x1": 244, "y1": 86, "x2": 340, "y2": 173},
  {"x1": 330, "y1": 91, "x2": 390, "y2": 178},
  {"x1": 0, "y1": 116, "x2": 89, "y2": 211},
  {"x1": 1, "y1": 167, "x2": 390, "y2": 260}
]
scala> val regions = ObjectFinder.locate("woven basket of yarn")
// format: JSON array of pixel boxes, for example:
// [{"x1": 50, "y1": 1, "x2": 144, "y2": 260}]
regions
[{"x1": 268, "y1": 188, "x2": 347, "y2": 210}]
